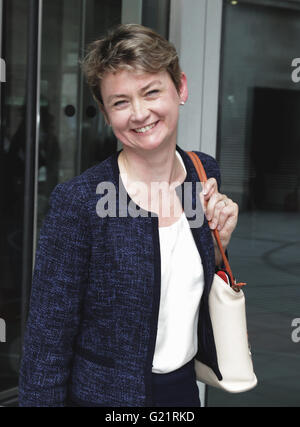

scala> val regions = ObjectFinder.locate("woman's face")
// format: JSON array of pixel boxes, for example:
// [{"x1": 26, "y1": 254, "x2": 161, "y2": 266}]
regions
[{"x1": 100, "y1": 69, "x2": 187, "y2": 152}]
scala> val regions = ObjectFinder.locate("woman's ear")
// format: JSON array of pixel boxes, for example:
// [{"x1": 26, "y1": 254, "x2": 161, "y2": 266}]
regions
[{"x1": 179, "y1": 72, "x2": 188, "y2": 104}]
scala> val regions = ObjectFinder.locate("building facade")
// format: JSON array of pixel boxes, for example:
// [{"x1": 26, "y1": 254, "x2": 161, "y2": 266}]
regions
[{"x1": 0, "y1": 0, "x2": 299, "y2": 407}]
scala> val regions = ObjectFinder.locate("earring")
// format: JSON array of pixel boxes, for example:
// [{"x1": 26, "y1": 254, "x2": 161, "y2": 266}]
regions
[{"x1": 180, "y1": 101, "x2": 185, "y2": 105}]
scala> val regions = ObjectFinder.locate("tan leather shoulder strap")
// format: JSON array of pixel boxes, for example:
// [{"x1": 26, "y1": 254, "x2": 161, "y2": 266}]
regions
[{"x1": 186, "y1": 151, "x2": 238, "y2": 286}]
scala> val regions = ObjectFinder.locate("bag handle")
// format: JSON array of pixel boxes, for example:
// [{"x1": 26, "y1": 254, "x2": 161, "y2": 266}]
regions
[{"x1": 186, "y1": 151, "x2": 246, "y2": 291}]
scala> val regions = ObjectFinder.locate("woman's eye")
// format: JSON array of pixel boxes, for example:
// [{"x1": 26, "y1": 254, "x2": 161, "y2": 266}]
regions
[
  {"x1": 114, "y1": 100, "x2": 127, "y2": 107},
  {"x1": 147, "y1": 89, "x2": 159, "y2": 96}
]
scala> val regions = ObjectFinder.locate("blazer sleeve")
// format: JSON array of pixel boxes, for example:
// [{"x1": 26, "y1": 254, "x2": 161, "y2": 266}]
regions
[{"x1": 19, "y1": 182, "x2": 91, "y2": 407}]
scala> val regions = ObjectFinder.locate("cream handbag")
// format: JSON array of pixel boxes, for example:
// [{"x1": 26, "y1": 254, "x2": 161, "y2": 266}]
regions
[{"x1": 187, "y1": 151, "x2": 257, "y2": 393}]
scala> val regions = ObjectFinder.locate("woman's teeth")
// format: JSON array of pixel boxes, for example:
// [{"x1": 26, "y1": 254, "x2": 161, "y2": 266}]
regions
[{"x1": 134, "y1": 122, "x2": 156, "y2": 133}]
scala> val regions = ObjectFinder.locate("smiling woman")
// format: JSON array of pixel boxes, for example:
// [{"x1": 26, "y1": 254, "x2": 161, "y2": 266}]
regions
[
  {"x1": 19, "y1": 23, "x2": 239, "y2": 407},
  {"x1": 99, "y1": 69, "x2": 186, "y2": 153}
]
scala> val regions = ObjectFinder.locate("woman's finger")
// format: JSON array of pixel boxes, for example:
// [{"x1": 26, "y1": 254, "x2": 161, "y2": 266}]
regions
[
  {"x1": 205, "y1": 192, "x2": 227, "y2": 222},
  {"x1": 208, "y1": 198, "x2": 227, "y2": 229},
  {"x1": 218, "y1": 211, "x2": 239, "y2": 248},
  {"x1": 202, "y1": 178, "x2": 217, "y2": 200},
  {"x1": 216, "y1": 201, "x2": 238, "y2": 231}
]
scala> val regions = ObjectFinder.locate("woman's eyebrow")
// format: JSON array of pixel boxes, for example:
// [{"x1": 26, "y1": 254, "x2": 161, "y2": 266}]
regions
[
  {"x1": 140, "y1": 80, "x2": 162, "y2": 92},
  {"x1": 108, "y1": 94, "x2": 127, "y2": 103},
  {"x1": 107, "y1": 80, "x2": 163, "y2": 103}
]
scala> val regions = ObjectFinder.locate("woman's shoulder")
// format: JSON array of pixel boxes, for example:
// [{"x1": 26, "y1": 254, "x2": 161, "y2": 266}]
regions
[
  {"x1": 178, "y1": 146, "x2": 219, "y2": 170},
  {"x1": 189, "y1": 150, "x2": 219, "y2": 169},
  {"x1": 184, "y1": 149, "x2": 221, "y2": 188}
]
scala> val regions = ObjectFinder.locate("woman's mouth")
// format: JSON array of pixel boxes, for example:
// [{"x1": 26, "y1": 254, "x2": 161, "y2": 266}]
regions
[{"x1": 132, "y1": 121, "x2": 159, "y2": 134}]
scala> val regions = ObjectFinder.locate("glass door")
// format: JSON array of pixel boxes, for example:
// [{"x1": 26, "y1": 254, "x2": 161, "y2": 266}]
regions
[{"x1": 37, "y1": 0, "x2": 121, "y2": 232}]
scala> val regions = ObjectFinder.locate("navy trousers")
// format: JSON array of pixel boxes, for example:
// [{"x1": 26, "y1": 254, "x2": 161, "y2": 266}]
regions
[{"x1": 151, "y1": 359, "x2": 201, "y2": 407}]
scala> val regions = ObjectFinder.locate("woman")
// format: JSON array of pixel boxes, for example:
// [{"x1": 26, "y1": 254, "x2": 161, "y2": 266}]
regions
[{"x1": 19, "y1": 24, "x2": 238, "y2": 407}]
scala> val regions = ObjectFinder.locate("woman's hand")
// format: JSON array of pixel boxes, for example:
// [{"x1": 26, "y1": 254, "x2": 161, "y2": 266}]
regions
[{"x1": 200, "y1": 178, "x2": 239, "y2": 265}]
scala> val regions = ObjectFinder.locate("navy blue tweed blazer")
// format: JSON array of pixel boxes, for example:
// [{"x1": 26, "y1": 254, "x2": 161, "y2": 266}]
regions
[{"x1": 19, "y1": 145, "x2": 222, "y2": 407}]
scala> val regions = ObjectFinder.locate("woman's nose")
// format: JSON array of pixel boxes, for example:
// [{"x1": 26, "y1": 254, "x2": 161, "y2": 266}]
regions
[{"x1": 130, "y1": 99, "x2": 150, "y2": 123}]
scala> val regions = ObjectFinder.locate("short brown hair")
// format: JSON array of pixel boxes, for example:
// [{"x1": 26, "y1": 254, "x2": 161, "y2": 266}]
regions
[{"x1": 80, "y1": 24, "x2": 182, "y2": 105}]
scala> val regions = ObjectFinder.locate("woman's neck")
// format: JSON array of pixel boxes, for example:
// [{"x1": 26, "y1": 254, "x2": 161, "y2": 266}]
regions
[{"x1": 118, "y1": 144, "x2": 186, "y2": 188}]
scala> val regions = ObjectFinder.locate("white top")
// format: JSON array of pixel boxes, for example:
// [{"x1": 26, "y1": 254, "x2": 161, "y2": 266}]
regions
[{"x1": 152, "y1": 152, "x2": 205, "y2": 374}]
